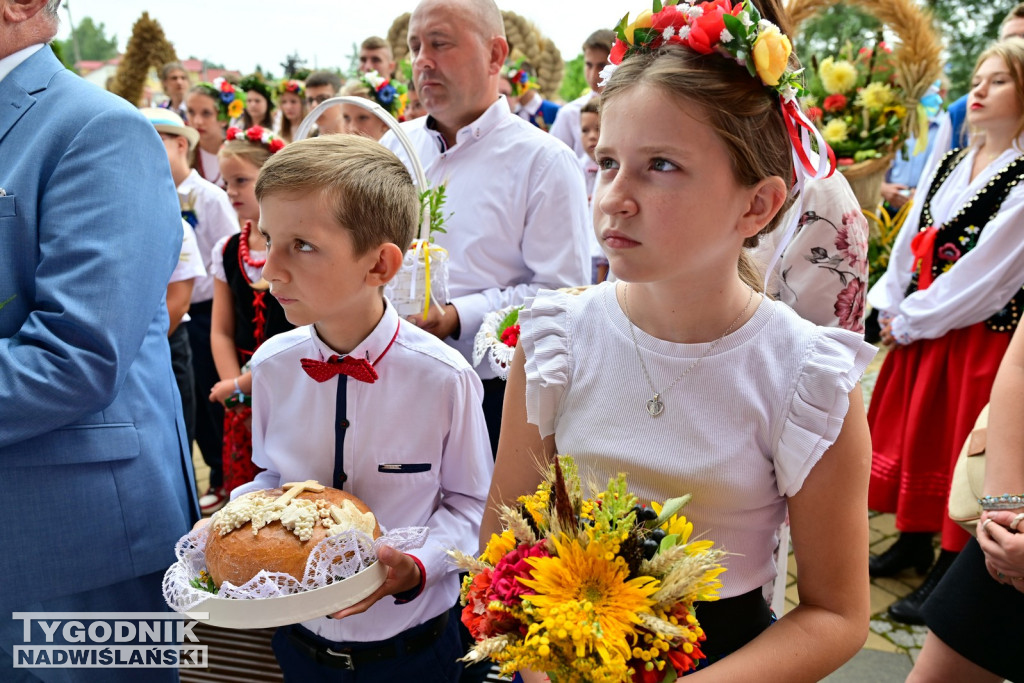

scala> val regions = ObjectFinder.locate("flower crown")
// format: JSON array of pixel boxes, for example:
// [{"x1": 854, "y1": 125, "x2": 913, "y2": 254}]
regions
[
  {"x1": 239, "y1": 75, "x2": 275, "y2": 107},
  {"x1": 196, "y1": 77, "x2": 246, "y2": 123},
  {"x1": 225, "y1": 125, "x2": 285, "y2": 153},
  {"x1": 502, "y1": 57, "x2": 537, "y2": 97},
  {"x1": 278, "y1": 79, "x2": 305, "y2": 98},
  {"x1": 359, "y1": 70, "x2": 407, "y2": 119},
  {"x1": 605, "y1": 0, "x2": 801, "y2": 100}
]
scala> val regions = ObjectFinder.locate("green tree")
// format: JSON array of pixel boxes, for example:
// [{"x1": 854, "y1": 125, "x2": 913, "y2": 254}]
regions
[
  {"x1": 58, "y1": 16, "x2": 118, "y2": 64},
  {"x1": 559, "y1": 53, "x2": 588, "y2": 103}
]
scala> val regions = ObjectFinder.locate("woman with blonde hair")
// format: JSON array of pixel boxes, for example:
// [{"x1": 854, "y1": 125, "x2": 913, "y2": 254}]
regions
[{"x1": 867, "y1": 38, "x2": 1024, "y2": 624}]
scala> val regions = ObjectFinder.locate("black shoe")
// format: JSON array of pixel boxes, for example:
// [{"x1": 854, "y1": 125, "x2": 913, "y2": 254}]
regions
[
  {"x1": 887, "y1": 550, "x2": 958, "y2": 625},
  {"x1": 869, "y1": 532, "x2": 934, "y2": 578}
]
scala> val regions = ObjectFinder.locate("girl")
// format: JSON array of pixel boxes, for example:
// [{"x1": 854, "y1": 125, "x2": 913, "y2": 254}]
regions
[
  {"x1": 239, "y1": 74, "x2": 275, "y2": 130},
  {"x1": 274, "y1": 80, "x2": 306, "y2": 144},
  {"x1": 186, "y1": 78, "x2": 245, "y2": 187},
  {"x1": 866, "y1": 38, "x2": 1024, "y2": 624},
  {"x1": 337, "y1": 70, "x2": 406, "y2": 140},
  {"x1": 208, "y1": 126, "x2": 293, "y2": 493},
  {"x1": 484, "y1": 1, "x2": 875, "y2": 679}
]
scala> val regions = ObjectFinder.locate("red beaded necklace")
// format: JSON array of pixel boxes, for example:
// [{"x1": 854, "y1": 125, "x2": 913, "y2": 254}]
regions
[{"x1": 238, "y1": 220, "x2": 266, "y2": 268}]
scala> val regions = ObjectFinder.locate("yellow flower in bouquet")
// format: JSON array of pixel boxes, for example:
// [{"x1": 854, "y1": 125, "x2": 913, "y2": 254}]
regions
[
  {"x1": 449, "y1": 456, "x2": 726, "y2": 683},
  {"x1": 819, "y1": 56, "x2": 857, "y2": 94},
  {"x1": 855, "y1": 82, "x2": 896, "y2": 110},
  {"x1": 823, "y1": 118, "x2": 849, "y2": 145}
]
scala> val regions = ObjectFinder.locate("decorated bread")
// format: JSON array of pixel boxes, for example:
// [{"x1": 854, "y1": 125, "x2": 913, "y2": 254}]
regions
[{"x1": 204, "y1": 480, "x2": 380, "y2": 588}]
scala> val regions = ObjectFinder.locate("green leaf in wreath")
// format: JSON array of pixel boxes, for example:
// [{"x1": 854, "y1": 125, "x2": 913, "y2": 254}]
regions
[{"x1": 653, "y1": 494, "x2": 691, "y2": 527}]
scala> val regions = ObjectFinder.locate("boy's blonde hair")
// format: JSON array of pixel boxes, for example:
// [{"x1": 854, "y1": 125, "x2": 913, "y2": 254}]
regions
[{"x1": 255, "y1": 135, "x2": 419, "y2": 255}]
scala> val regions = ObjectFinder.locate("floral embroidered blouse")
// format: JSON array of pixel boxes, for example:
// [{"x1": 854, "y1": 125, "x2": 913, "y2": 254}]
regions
[{"x1": 751, "y1": 172, "x2": 870, "y2": 333}]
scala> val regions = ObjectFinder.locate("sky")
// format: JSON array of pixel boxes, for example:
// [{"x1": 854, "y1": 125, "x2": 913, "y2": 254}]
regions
[{"x1": 56, "y1": 1, "x2": 634, "y2": 75}]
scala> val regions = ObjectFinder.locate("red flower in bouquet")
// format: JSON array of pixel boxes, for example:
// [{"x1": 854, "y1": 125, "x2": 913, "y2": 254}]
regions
[
  {"x1": 461, "y1": 569, "x2": 522, "y2": 640},
  {"x1": 686, "y1": 0, "x2": 741, "y2": 55},
  {"x1": 489, "y1": 541, "x2": 549, "y2": 607},
  {"x1": 823, "y1": 93, "x2": 848, "y2": 113},
  {"x1": 806, "y1": 106, "x2": 823, "y2": 122},
  {"x1": 500, "y1": 323, "x2": 520, "y2": 348},
  {"x1": 246, "y1": 126, "x2": 265, "y2": 142}
]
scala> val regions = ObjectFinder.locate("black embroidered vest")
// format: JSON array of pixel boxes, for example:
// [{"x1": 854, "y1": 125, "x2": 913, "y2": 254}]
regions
[
  {"x1": 906, "y1": 148, "x2": 1024, "y2": 333},
  {"x1": 221, "y1": 234, "x2": 293, "y2": 359}
]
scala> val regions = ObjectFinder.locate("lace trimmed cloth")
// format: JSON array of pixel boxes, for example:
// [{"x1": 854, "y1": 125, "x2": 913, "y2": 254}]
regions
[{"x1": 163, "y1": 525, "x2": 428, "y2": 613}]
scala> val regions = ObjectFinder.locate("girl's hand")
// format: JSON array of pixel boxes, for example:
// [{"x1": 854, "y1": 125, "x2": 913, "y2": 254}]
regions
[
  {"x1": 209, "y1": 378, "x2": 238, "y2": 406},
  {"x1": 978, "y1": 510, "x2": 1024, "y2": 591},
  {"x1": 879, "y1": 323, "x2": 896, "y2": 347}
]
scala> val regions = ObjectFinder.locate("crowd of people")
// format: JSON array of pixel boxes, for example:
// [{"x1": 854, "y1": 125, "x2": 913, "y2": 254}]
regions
[{"x1": 2, "y1": 0, "x2": 1024, "y2": 681}]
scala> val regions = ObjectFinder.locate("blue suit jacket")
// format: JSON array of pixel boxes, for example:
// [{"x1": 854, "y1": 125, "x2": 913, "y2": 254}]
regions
[{"x1": 0, "y1": 47, "x2": 198, "y2": 608}]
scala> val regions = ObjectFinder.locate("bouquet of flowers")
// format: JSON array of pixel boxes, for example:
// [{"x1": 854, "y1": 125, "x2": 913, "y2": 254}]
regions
[
  {"x1": 472, "y1": 305, "x2": 523, "y2": 380},
  {"x1": 804, "y1": 41, "x2": 907, "y2": 165},
  {"x1": 449, "y1": 456, "x2": 726, "y2": 683}
]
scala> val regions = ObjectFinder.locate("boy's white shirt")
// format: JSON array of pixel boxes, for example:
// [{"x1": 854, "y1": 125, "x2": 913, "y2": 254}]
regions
[
  {"x1": 176, "y1": 169, "x2": 239, "y2": 303},
  {"x1": 233, "y1": 297, "x2": 493, "y2": 642}
]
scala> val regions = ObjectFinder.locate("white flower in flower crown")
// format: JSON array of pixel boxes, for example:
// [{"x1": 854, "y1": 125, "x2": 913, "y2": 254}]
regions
[
  {"x1": 780, "y1": 83, "x2": 799, "y2": 103},
  {"x1": 684, "y1": 4, "x2": 704, "y2": 19},
  {"x1": 739, "y1": 11, "x2": 753, "y2": 27},
  {"x1": 720, "y1": 28, "x2": 734, "y2": 42},
  {"x1": 598, "y1": 63, "x2": 618, "y2": 88},
  {"x1": 262, "y1": 130, "x2": 272, "y2": 144},
  {"x1": 663, "y1": 26, "x2": 676, "y2": 41},
  {"x1": 758, "y1": 19, "x2": 773, "y2": 32},
  {"x1": 679, "y1": 25, "x2": 691, "y2": 40}
]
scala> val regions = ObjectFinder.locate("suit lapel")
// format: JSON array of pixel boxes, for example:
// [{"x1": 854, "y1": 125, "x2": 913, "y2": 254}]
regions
[{"x1": 0, "y1": 47, "x2": 62, "y2": 144}]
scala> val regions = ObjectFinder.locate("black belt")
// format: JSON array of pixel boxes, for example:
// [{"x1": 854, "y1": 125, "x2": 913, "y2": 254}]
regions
[
  {"x1": 286, "y1": 610, "x2": 449, "y2": 670},
  {"x1": 693, "y1": 587, "x2": 772, "y2": 659}
]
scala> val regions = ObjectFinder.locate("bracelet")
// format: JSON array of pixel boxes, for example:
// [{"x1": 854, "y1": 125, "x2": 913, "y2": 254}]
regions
[
  {"x1": 232, "y1": 377, "x2": 244, "y2": 397},
  {"x1": 979, "y1": 494, "x2": 1024, "y2": 511}
]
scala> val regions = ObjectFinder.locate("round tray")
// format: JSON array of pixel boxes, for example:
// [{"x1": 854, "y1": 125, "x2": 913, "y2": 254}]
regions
[{"x1": 187, "y1": 560, "x2": 387, "y2": 630}]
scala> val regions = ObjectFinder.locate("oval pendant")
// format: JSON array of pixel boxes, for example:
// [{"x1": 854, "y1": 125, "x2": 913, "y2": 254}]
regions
[{"x1": 646, "y1": 397, "x2": 664, "y2": 417}]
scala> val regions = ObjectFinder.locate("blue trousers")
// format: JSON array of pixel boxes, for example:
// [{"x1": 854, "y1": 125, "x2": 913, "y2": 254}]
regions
[{"x1": 272, "y1": 613, "x2": 463, "y2": 683}]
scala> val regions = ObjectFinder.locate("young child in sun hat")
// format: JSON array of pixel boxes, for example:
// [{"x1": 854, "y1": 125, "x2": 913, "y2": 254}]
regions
[
  {"x1": 224, "y1": 134, "x2": 493, "y2": 681},
  {"x1": 484, "y1": 0, "x2": 878, "y2": 679},
  {"x1": 207, "y1": 125, "x2": 292, "y2": 495}
]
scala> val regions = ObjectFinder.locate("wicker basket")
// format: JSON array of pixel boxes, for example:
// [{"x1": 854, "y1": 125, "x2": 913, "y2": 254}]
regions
[
  {"x1": 295, "y1": 98, "x2": 447, "y2": 317},
  {"x1": 839, "y1": 153, "x2": 894, "y2": 211}
]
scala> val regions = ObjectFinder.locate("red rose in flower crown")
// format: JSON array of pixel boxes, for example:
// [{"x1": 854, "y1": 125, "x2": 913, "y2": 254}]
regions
[
  {"x1": 246, "y1": 126, "x2": 265, "y2": 142},
  {"x1": 823, "y1": 93, "x2": 848, "y2": 113},
  {"x1": 268, "y1": 138, "x2": 285, "y2": 153},
  {"x1": 687, "y1": 0, "x2": 743, "y2": 54},
  {"x1": 219, "y1": 80, "x2": 234, "y2": 94}
]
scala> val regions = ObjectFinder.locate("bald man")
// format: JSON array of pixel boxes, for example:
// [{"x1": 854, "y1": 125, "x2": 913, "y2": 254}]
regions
[{"x1": 382, "y1": 0, "x2": 591, "y2": 455}]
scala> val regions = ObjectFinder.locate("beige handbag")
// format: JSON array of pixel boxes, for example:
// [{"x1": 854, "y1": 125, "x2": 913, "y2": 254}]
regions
[{"x1": 948, "y1": 405, "x2": 990, "y2": 535}]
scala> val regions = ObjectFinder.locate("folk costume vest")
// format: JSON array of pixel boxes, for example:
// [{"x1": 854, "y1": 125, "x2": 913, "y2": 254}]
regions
[
  {"x1": 906, "y1": 148, "x2": 1024, "y2": 333},
  {"x1": 221, "y1": 234, "x2": 293, "y2": 360}
]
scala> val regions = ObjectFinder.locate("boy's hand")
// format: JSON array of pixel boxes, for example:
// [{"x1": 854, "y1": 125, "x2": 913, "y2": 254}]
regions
[
  {"x1": 192, "y1": 517, "x2": 212, "y2": 532},
  {"x1": 329, "y1": 546, "x2": 422, "y2": 619},
  {"x1": 407, "y1": 303, "x2": 460, "y2": 340}
]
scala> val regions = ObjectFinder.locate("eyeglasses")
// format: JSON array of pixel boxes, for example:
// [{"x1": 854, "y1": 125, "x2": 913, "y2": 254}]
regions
[{"x1": 307, "y1": 94, "x2": 331, "y2": 106}]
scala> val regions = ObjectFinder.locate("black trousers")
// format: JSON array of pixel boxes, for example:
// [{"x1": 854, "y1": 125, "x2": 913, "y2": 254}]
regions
[
  {"x1": 185, "y1": 300, "x2": 223, "y2": 488},
  {"x1": 168, "y1": 323, "x2": 195, "y2": 448}
]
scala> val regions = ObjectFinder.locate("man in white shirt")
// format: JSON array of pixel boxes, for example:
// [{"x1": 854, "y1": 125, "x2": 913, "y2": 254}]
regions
[
  {"x1": 548, "y1": 29, "x2": 615, "y2": 158},
  {"x1": 382, "y1": 0, "x2": 591, "y2": 454}
]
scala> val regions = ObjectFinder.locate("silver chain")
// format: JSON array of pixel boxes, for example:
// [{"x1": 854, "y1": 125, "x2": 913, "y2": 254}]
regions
[{"x1": 623, "y1": 284, "x2": 755, "y2": 417}]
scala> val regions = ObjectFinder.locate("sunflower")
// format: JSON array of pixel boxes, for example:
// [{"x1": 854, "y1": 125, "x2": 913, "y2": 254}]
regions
[
  {"x1": 823, "y1": 118, "x2": 849, "y2": 145},
  {"x1": 482, "y1": 530, "x2": 517, "y2": 566},
  {"x1": 856, "y1": 82, "x2": 895, "y2": 110},
  {"x1": 520, "y1": 535, "x2": 659, "y2": 668}
]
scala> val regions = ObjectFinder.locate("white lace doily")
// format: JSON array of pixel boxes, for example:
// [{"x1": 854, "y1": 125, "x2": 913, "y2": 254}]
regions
[
  {"x1": 163, "y1": 525, "x2": 428, "y2": 614},
  {"x1": 472, "y1": 305, "x2": 521, "y2": 379}
]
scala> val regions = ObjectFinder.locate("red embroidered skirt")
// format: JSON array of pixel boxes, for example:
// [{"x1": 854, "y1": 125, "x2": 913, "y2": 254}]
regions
[
  {"x1": 222, "y1": 407, "x2": 262, "y2": 493},
  {"x1": 867, "y1": 321, "x2": 1010, "y2": 551}
]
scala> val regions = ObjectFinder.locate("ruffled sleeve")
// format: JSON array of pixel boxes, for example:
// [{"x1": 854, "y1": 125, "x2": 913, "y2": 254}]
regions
[
  {"x1": 774, "y1": 328, "x2": 877, "y2": 497},
  {"x1": 520, "y1": 289, "x2": 573, "y2": 438}
]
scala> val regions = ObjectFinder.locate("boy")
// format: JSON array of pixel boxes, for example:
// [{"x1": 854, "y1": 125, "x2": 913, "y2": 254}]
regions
[
  {"x1": 549, "y1": 28, "x2": 615, "y2": 157},
  {"x1": 578, "y1": 98, "x2": 608, "y2": 283},
  {"x1": 233, "y1": 135, "x2": 493, "y2": 681}
]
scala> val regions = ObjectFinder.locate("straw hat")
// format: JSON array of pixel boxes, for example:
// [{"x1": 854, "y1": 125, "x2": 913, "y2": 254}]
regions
[{"x1": 140, "y1": 107, "x2": 199, "y2": 152}]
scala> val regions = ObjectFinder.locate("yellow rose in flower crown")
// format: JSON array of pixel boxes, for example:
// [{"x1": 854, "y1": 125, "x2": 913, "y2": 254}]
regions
[
  {"x1": 624, "y1": 9, "x2": 653, "y2": 44},
  {"x1": 752, "y1": 23, "x2": 791, "y2": 87}
]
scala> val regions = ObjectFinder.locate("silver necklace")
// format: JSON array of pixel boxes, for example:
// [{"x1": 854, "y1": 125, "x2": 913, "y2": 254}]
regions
[{"x1": 623, "y1": 284, "x2": 755, "y2": 417}]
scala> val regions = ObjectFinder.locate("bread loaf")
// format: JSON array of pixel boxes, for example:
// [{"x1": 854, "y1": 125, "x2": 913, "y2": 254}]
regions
[{"x1": 204, "y1": 480, "x2": 380, "y2": 587}]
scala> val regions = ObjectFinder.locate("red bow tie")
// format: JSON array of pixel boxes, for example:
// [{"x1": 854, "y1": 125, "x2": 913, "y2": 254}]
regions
[{"x1": 300, "y1": 355, "x2": 379, "y2": 383}]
